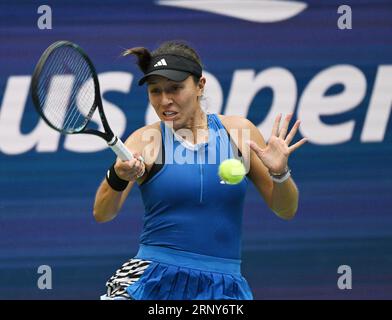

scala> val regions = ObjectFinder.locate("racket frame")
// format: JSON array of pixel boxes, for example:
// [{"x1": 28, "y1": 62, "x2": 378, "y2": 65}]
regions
[{"x1": 31, "y1": 40, "x2": 135, "y2": 161}]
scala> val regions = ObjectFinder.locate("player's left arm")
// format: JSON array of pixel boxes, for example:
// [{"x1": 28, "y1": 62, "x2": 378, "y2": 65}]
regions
[
  {"x1": 220, "y1": 114, "x2": 307, "y2": 220},
  {"x1": 249, "y1": 120, "x2": 298, "y2": 219}
]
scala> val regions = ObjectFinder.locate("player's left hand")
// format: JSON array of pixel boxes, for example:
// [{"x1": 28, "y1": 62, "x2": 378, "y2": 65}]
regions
[{"x1": 247, "y1": 113, "x2": 308, "y2": 174}]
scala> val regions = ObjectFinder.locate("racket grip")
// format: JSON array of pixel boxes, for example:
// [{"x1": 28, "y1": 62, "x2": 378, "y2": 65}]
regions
[{"x1": 108, "y1": 136, "x2": 134, "y2": 161}]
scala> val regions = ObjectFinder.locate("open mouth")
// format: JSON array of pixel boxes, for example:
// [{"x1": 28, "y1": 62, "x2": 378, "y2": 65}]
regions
[{"x1": 162, "y1": 111, "x2": 178, "y2": 120}]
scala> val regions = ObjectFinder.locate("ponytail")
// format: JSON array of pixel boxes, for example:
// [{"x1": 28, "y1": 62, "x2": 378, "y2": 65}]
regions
[{"x1": 122, "y1": 47, "x2": 151, "y2": 73}]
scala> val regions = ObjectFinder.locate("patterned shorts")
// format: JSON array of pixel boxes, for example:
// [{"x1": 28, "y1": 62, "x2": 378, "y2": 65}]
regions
[
  {"x1": 100, "y1": 245, "x2": 253, "y2": 300},
  {"x1": 101, "y1": 258, "x2": 151, "y2": 300}
]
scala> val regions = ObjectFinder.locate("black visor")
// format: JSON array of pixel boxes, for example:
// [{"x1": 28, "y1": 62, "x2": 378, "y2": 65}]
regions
[{"x1": 138, "y1": 54, "x2": 202, "y2": 86}]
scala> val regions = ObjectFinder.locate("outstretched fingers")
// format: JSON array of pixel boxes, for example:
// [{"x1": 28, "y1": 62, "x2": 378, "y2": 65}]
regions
[
  {"x1": 278, "y1": 113, "x2": 293, "y2": 139},
  {"x1": 285, "y1": 119, "x2": 300, "y2": 145},
  {"x1": 288, "y1": 137, "x2": 308, "y2": 153},
  {"x1": 271, "y1": 113, "x2": 282, "y2": 137}
]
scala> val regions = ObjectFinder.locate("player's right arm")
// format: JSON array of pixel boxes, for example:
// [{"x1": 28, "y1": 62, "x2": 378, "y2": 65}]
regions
[
  {"x1": 93, "y1": 160, "x2": 141, "y2": 223},
  {"x1": 93, "y1": 122, "x2": 161, "y2": 223}
]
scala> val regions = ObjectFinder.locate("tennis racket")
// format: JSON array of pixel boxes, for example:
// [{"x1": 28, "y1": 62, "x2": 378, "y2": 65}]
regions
[{"x1": 31, "y1": 40, "x2": 134, "y2": 161}]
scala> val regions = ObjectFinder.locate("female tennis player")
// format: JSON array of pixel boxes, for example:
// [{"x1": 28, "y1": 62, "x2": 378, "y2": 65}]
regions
[{"x1": 95, "y1": 40, "x2": 307, "y2": 300}]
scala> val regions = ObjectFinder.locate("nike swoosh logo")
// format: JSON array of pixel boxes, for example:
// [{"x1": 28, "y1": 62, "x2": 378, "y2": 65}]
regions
[{"x1": 156, "y1": 0, "x2": 308, "y2": 23}]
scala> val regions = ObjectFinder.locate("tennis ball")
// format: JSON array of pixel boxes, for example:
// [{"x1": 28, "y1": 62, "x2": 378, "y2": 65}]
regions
[{"x1": 218, "y1": 159, "x2": 246, "y2": 185}]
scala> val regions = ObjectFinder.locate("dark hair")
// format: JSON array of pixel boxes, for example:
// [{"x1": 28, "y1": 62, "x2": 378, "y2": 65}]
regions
[{"x1": 123, "y1": 40, "x2": 203, "y2": 84}]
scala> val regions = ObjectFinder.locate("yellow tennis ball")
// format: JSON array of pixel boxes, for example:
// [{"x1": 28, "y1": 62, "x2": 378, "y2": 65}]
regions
[{"x1": 218, "y1": 159, "x2": 246, "y2": 185}]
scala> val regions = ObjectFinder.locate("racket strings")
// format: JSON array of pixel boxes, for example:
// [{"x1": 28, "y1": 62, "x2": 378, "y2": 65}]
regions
[
  {"x1": 46, "y1": 55, "x2": 80, "y2": 129},
  {"x1": 37, "y1": 50, "x2": 80, "y2": 130},
  {"x1": 54, "y1": 50, "x2": 93, "y2": 130},
  {"x1": 58, "y1": 48, "x2": 92, "y2": 128},
  {"x1": 38, "y1": 50, "x2": 77, "y2": 125},
  {"x1": 36, "y1": 45, "x2": 95, "y2": 132},
  {"x1": 54, "y1": 50, "x2": 84, "y2": 128}
]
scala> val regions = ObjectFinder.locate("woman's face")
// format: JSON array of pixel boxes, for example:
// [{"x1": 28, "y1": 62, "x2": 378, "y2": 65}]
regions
[{"x1": 147, "y1": 75, "x2": 205, "y2": 129}]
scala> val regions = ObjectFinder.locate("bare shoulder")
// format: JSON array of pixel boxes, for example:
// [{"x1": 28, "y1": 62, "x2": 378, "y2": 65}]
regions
[
  {"x1": 124, "y1": 121, "x2": 162, "y2": 166},
  {"x1": 124, "y1": 121, "x2": 161, "y2": 152},
  {"x1": 128, "y1": 121, "x2": 161, "y2": 140},
  {"x1": 217, "y1": 114, "x2": 254, "y2": 130},
  {"x1": 217, "y1": 114, "x2": 266, "y2": 145},
  {"x1": 216, "y1": 115, "x2": 255, "y2": 155},
  {"x1": 126, "y1": 121, "x2": 161, "y2": 146}
]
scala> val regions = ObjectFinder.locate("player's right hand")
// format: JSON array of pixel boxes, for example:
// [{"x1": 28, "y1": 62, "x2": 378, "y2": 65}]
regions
[{"x1": 114, "y1": 152, "x2": 145, "y2": 182}]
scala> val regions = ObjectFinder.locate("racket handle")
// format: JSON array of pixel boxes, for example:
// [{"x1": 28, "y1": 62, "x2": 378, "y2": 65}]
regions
[{"x1": 108, "y1": 136, "x2": 134, "y2": 161}]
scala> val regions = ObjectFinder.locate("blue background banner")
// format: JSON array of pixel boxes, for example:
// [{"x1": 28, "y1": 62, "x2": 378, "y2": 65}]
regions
[{"x1": 0, "y1": 0, "x2": 391, "y2": 299}]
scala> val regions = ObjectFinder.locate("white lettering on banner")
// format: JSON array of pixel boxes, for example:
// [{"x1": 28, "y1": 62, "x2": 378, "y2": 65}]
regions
[
  {"x1": 0, "y1": 65, "x2": 391, "y2": 155},
  {"x1": 361, "y1": 65, "x2": 392, "y2": 142},
  {"x1": 145, "y1": 70, "x2": 223, "y2": 124},
  {"x1": 298, "y1": 65, "x2": 366, "y2": 145},
  {"x1": 0, "y1": 76, "x2": 62, "y2": 154},
  {"x1": 157, "y1": 0, "x2": 308, "y2": 23},
  {"x1": 64, "y1": 72, "x2": 130, "y2": 152},
  {"x1": 225, "y1": 68, "x2": 297, "y2": 138}
]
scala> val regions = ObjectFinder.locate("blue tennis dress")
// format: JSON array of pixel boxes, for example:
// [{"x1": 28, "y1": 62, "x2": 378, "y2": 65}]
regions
[{"x1": 101, "y1": 113, "x2": 253, "y2": 300}]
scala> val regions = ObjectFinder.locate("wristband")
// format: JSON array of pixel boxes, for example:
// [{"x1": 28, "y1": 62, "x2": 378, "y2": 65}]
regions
[
  {"x1": 106, "y1": 162, "x2": 129, "y2": 191},
  {"x1": 270, "y1": 166, "x2": 291, "y2": 183}
]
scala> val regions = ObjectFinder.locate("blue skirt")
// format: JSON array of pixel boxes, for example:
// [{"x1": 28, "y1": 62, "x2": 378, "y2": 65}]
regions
[{"x1": 101, "y1": 244, "x2": 253, "y2": 300}]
